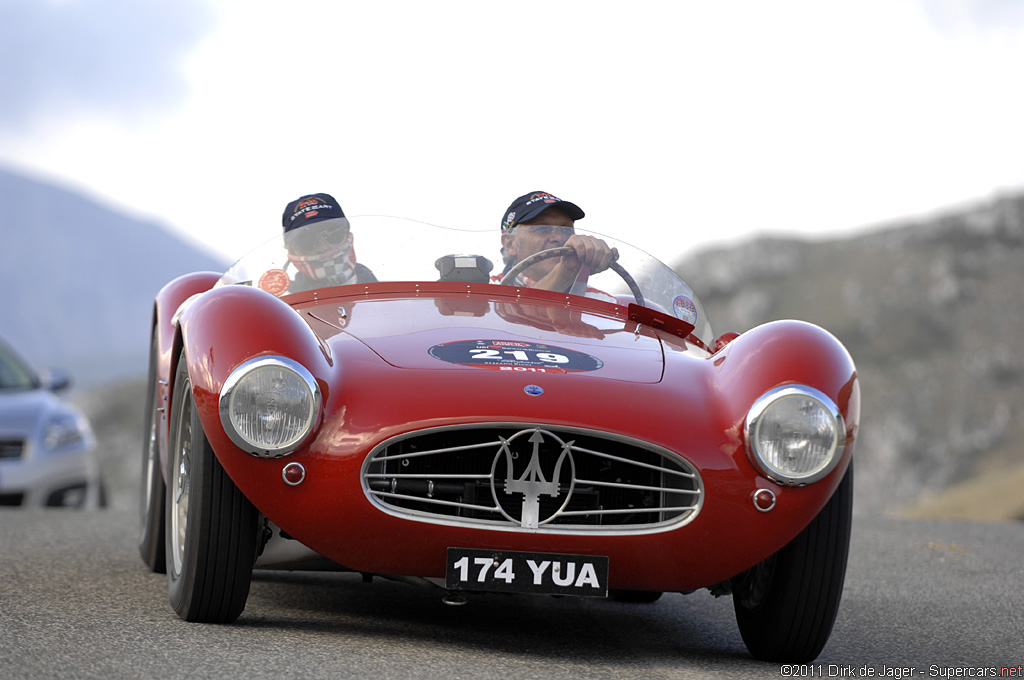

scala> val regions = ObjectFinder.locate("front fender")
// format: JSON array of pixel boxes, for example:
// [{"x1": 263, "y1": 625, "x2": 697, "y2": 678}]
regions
[
  {"x1": 152, "y1": 272, "x2": 221, "y2": 480},
  {"x1": 176, "y1": 284, "x2": 333, "y2": 475},
  {"x1": 698, "y1": 319, "x2": 860, "y2": 532},
  {"x1": 713, "y1": 319, "x2": 859, "y2": 428}
]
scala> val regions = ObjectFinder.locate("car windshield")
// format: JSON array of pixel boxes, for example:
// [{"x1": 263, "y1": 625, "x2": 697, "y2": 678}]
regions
[
  {"x1": 0, "y1": 342, "x2": 38, "y2": 391},
  {"x1": 216, "y1": 216, "x2": 713, "y2": 345}
]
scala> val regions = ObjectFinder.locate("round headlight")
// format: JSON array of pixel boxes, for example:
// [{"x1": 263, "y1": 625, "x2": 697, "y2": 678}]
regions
[
  {"x1": 745, "y1": 385, "x2": 845, "y2": 485},
  {"x1": 219, "y1": 356, "x2": 321, "y2": 458}
]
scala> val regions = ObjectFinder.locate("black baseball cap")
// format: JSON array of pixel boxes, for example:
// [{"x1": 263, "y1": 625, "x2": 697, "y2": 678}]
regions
[
  {"x1": 500, "y1": 191, "x2": 584, "y2": 232},
  {"x1": 282, "y1": 193, "x2": 347, "y2": 233}
]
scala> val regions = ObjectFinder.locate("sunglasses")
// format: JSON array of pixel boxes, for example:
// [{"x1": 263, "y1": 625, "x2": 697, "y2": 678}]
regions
[
  {"x1": 285, "y1": 223, "x2": 350, "y2": 256},
  {"x1": 515, "y1": 224, "x2": 575, "y2": 239}
]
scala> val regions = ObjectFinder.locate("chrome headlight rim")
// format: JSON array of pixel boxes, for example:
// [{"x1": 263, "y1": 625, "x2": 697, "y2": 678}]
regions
[
  {"x1": 218, "y1": 355, "x2": 321, "y2": 458},
  {"x1": 744, "y1": 384, "x2": 846, "y2": 486}
]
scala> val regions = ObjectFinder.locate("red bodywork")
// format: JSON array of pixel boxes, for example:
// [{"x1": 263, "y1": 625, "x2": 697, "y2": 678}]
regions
[{"x1": 152, "y1": 276, "x2": 859, "y2": 592}]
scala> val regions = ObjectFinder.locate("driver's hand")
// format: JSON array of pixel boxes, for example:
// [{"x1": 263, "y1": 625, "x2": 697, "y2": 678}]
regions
[{"x1": 560, "y1": 234, "x2": 617, "y2": 275}]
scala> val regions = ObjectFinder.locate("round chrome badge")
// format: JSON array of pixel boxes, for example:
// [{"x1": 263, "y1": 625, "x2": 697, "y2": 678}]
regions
[{"x1": 524, "y1": 384, "x2": 544, "y2": 396}]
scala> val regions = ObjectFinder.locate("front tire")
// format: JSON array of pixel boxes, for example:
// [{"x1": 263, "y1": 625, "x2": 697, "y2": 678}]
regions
[
  {"x1": 732, "y1": 464, "x2": 853, "y2": 662},
  {"x1": 138, "y1": 329, "x2": 165, "y2": 573},
  {"x1": 164, "y1": 351, "x2": 260, "y2": 622}
]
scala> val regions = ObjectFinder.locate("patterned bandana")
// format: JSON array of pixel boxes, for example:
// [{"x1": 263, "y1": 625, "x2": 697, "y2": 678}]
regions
[{"x1": 288, "y1": 233, "x2": 358, "y2": 285}]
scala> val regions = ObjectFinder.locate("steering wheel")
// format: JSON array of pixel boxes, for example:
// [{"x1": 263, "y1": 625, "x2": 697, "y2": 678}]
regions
[{"x1": 500, "y1": 246, "x2": 646, "y2": 307}]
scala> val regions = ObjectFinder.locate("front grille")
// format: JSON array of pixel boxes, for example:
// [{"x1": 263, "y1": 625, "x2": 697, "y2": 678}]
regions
[
  {"x1": 0, "y1": 439, "x2": 25, "y2": 460},
  {"x1": 362, "y1": 425, "x2": 702, "y2": 534}
]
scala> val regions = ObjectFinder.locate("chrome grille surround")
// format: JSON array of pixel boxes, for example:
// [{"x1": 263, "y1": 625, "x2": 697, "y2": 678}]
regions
[{"x1": 361, "y1": 424, "x2": 703, "y2": 535}]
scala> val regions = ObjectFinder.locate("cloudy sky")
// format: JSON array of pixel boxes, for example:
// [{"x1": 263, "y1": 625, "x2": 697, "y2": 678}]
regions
[{"x1": 2, "y1": 0, "x2": 1024, "y2": 262}]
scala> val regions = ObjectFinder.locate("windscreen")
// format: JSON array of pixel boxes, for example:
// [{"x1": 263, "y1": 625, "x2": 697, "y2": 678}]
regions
[{"x1": 216, "y1": 215, "x2": 714, "y2": 345}]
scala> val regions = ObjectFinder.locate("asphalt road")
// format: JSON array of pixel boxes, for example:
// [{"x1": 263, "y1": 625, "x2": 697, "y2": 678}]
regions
[{"x1": 1, "y1": 510, "x2": 1021, "y2": 680}]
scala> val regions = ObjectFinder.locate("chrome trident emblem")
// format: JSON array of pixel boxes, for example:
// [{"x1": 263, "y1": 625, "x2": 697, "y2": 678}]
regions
[{"x1": 493, "y1": 428, "x2": 575, "y2": 529}]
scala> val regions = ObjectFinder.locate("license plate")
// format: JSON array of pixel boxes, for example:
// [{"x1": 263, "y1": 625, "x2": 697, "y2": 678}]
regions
[{"x1": 445, "y1": 547, "x2": 609, "y2": 597}]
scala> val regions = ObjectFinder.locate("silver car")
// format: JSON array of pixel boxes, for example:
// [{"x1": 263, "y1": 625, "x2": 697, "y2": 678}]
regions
[{"x1": 0, "y1": 339, "x2": 104, "y2": 508}]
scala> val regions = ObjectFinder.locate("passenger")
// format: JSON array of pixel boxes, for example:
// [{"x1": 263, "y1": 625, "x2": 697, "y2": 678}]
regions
[
  {"x1": 281, "y1": 193, "x2": 377, "y2": 292},
  {"x1": 497, "y1": 191, "x2": 617, "y2": 291}
]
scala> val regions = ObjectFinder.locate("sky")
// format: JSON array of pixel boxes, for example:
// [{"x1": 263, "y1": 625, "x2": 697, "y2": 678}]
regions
[{"x1": 2, "y1": 0, "x2": 1024, "y2": 263}]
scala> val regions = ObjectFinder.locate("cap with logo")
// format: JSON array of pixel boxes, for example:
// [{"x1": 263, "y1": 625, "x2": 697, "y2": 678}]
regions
[
  {"x1": 282, "y1": 193, "x2": 347, "y2": 233},
  {"x1": 500, "y1": 191, "x2": 584, "y2": 232}
]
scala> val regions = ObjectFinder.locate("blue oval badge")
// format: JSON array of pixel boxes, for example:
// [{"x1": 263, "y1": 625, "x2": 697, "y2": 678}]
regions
[{"x1": 524, "y1": 384, "x2": 544, "y2": 396}]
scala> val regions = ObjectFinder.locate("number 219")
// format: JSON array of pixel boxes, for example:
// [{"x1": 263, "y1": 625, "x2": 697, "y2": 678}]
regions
[{"x1": 469, "y1": 349, "x2": 568, "y2": 364}]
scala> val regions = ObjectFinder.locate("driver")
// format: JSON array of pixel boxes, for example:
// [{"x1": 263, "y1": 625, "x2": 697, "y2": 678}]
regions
[
  {"x1": 497, "y1": 191, "x2": 617, "y2": 291},
  {"x1": 282, "y1": 193, "x2": 377, "y2": 292}
]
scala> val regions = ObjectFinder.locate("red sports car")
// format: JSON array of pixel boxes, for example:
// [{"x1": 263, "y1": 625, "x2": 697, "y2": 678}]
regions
[{"x1": 139, "y1": 216, "x2": 858, "y2": 662}]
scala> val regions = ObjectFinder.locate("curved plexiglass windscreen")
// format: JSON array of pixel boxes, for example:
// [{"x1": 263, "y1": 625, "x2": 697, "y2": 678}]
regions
[{"x1": 215, "y1": 216, "x2": 713, "y2": 345}]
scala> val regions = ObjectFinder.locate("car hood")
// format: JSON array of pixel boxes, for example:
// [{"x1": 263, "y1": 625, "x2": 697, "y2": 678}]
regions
[
  {"x1": 0, "y1": 390, "x2": 63, "y2": 436},
  {"x1": 301, "y1": 294, "x2": 668, "y2": 383}
]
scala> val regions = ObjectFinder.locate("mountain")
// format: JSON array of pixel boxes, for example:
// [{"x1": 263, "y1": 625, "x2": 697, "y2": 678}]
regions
[
  {"x1": 674, "y1": 191, "x2": 1024, "y2": 518},
  {"x1": 0, "y1": 166, "x2": 228, "y2": 387}
]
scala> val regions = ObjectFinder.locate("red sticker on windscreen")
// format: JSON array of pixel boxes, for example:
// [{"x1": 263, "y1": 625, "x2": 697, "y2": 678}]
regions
[
  {"x1": 258, "y1": 269, "x2": 291, "y2": 297},
  {"x1": 672, "y1": 295, "x2": 697, "y2": 324},
  {"x1": 428, "y1": 340, "x2": 603, "y2": 373}
]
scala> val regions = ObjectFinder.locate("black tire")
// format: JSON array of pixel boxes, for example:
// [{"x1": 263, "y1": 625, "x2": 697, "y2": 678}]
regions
[
  {"x1": 164, "y1": 351, "x2": 260, "y2": 623},
  {"x1": 732, "y1": 464, "x2": 854, "y2": 662},
  {"x1": 138, "y1": 330, "x2": 166, "y2": 573}
]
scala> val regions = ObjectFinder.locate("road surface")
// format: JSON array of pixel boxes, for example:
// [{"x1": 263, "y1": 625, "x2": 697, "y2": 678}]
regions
[{"x1": 1, "y1": 510, "x2": 1021, "y2": 679}]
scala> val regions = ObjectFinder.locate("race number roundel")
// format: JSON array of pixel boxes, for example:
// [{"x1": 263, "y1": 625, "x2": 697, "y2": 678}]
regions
[
  {"x1": 428, "y1": 340, "x2": 603, "y2": 373},
  {"x1": 672, "y1": 295, "x2": 697, "y2": 325}
]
